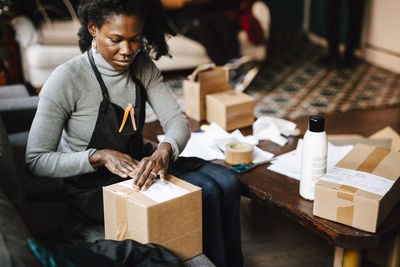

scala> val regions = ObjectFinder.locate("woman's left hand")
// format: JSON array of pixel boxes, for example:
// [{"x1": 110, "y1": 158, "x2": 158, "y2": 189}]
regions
[{"x1": 131, "y1": 143, "x2": 172, "y2": 191}]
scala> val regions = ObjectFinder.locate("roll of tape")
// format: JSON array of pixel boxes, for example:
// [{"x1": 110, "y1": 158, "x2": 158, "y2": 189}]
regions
[{"x1": 225, "y1": 142, "x2": 253, "y2": 164}]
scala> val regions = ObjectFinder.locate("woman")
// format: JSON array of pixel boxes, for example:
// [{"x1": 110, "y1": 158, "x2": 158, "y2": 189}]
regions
[{"x1": 26, "y1": 0, "x2": 243, "y2": 266}]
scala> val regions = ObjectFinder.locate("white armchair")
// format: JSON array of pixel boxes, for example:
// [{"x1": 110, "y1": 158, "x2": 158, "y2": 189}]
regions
[{"x1": 12, "y1": 1, "x2": 270, "y2": 89}]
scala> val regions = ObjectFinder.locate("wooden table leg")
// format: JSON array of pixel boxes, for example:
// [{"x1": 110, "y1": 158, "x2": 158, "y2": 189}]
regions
[
  {"x1": 333, "y1": 247, "x2": 362, "y2": 267},
  {"x1": 334, "y1": 247, "x2": 344, "y2": 267},
  {"x1": 387, "y1": 233, "x2": 400, "y2": 267}
]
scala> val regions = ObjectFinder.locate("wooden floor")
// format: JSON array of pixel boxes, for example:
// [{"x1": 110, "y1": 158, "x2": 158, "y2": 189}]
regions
[{"x1": 240, "y1": 197, "x2": 333, "y2": 267}]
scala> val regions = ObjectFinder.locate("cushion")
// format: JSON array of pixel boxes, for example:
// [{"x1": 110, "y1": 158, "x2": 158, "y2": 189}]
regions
[
  {"x1": 0, "y1": 117, "x2": 25, "y2": 209},
  {"x1": 0, "y1": 232, "x2": 12, "y2": 267},
  {"x1": 39, "y1": 20, "x2": 80, "y2": 46},
  {"x1": 8, "y1": 131, "x2": 63, "y2": 197},
  {"x1": 26, "y1": 44, "x2": 81, "y2": 69},
  {"x1": 0, "y1": 188, "x2": 40, "y2": 267},
  {"x1": 0, "y1": 84, "x2": 30, "y2": 99},
  {"x1": 0, "y1": 96, "x2": 38, "y2": 134}
]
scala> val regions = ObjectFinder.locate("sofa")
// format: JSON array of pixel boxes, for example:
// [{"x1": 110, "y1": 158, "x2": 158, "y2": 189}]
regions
[
  {"x1": 0, "y1": 84, "x2": 58, "y2": 267},
  {"x1": 0, "y1": 84, "x2": 214, "y2": 266},
  {"x1": 12, "y1": 1, "x2": 270, "y2": 89}
]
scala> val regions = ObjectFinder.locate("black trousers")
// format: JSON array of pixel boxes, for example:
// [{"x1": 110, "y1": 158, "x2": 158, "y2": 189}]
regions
[
  {"x1": 326, "y1": 0, "x2": 365, "y2": 59},
  {"x1": 185, "y1": 14, "x2": 240, "y2": 65}
]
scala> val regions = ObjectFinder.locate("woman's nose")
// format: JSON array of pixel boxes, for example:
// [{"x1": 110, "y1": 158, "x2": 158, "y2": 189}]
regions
[{"x1": 120, "y1": 41, "x2": 133, "y2": 55}]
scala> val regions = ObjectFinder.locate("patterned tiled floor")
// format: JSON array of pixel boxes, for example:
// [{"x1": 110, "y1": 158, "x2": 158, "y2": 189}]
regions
[{"x1": 148, "y1": 39, "x2": 400, "y2": 123}]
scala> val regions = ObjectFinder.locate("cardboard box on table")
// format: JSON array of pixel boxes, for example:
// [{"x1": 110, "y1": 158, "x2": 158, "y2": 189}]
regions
[
  {"x1": 206, "y1": 90, "x2": 255, "y2": 131},
  {"x1": 183, "y1": 66, "x2": 229, "y2": 121},
  {"x1": 103, "y1": 175, "x2": 202, "y2": 260},
  {"x1": 313, "y1": 144, "x2": 400, "y2": 233}
]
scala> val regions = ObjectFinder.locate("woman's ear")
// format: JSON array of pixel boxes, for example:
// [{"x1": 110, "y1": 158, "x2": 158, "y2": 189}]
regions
[{"x1": 88, "y1": 21, "x2": 96, "y2": 36}]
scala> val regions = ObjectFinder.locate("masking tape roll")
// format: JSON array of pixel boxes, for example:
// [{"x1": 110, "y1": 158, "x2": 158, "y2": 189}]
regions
[{"x1": 225, "y1": 142, "x2": 253, "y2": 164}]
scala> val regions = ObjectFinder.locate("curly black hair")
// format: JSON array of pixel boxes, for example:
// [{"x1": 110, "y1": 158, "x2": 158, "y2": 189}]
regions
[{"x1": 77, "y1": 0, "x2": 175, "y2": 60}]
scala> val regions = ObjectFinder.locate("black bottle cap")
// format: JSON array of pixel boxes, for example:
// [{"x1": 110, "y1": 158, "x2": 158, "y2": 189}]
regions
[{"x1": 309, "y1": 115, "x2": 325, "y2": 132}]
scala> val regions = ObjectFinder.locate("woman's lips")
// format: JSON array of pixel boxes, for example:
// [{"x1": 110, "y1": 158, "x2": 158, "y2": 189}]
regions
[{"x1": 114, "y1": 59, "x2": 132, "y2": 67}]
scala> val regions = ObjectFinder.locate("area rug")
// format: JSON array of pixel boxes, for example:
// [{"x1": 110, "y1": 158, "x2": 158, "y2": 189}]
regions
[{"x1": 147, "y1": 39, "x2": 400, "y2": 123}]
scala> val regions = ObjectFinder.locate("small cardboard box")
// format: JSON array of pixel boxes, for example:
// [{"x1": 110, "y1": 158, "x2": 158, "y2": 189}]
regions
[
  {"x1": 103, "y1": 175, "x2": 202, "y2": 260},
  {"x1": 183, "y1": 65, "x2": 229, "y2": 121},
  {"x1": 313, "y1": 144, "x2": 400, "y2": 232},
  {"x1": 206, "y1": 90, "x2": 255, "y2": 131}
]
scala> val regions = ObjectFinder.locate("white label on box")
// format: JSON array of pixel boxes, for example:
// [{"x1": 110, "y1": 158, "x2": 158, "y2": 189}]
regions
[
  {"x1": 118, "y1": 179, "x2": 189, "y2": 203},
  {"x1": 320, "y1": 167, "x2": 395, "y2": 196}
]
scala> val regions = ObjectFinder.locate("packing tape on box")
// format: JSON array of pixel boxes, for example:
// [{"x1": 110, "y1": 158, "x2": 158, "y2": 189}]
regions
[
  {"x1": 336, "y1": 185, "x2": 358, "y2": 226},
  {"x1": 225, "y1": 142, "x2": 253, "y2": 164},
  {"x1": 114, "y1": 185, "x2": 134, "y2": 240},
  {"x1": 356, "y1": 147, "x2": 390, "y2": 173}
]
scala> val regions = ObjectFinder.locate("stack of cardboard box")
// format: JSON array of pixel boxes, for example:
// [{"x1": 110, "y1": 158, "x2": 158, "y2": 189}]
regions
[{"x1": 184, "y1": 65, "x2": 255, "y2": 131}]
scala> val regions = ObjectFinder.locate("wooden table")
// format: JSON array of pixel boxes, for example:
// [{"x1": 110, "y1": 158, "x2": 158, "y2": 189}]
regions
[{"x1": 143, "y1": 106, "x2": 400, "y2": 266}]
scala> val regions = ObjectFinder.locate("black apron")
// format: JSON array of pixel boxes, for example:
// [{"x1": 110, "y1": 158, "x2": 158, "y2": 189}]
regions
[
  {"x1": 64, "y1": 48, "x2": 150, "y2": 223},
  {"x1": 63, "y1": 48, "x2": 207, "y2": 223}
]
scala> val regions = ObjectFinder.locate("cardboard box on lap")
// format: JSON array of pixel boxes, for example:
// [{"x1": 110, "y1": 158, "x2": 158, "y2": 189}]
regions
[
  {"x1": 313, "y1": 144, "x2": 400, "y2": 233},
  {"x1": 183, "y1": 65, "x2": 229, "y2": 121},
  {"x1": 103, "y1": 175, "x2": 202, "y2": 260}
]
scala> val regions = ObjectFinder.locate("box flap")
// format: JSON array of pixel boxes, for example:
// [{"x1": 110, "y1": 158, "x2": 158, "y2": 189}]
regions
[
  {"x1": 187, "y1": 63, "x2": 216, "y2": 81},
  {"x1": 336, "y1": 144, "x2": 400, "y2": 181},
  {"x1": 370, "y1": 126, "x2": 400, "y2": 152},
  {"x1": 207, "y1": 91, "x2": 255, "y2": 106},
  {"x1": 105, "y1": 183, "x2": 157, "y2": 207},
  {"x1": 167, "y1": 175, "x2": 201, "y2": 192},
  {"x1": 328, "y1": 135, "x2": 392, "y2": 149},
  {"x1": 336, "y1": 144, "x2": 376, "y2": 170}
]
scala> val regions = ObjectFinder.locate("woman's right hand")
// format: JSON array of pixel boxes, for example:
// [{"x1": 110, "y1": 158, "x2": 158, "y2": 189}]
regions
[{"x1": 89, "y1": 149, "x2": 138, "y2": 178}]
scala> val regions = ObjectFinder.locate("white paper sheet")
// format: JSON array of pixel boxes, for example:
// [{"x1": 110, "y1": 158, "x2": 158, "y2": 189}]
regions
[
  {"x1": 253, "y1": 116, "x2": 297, "y2": 146},
  {"x1": 252, "y1": 146, "x2": 275, "y2": 164},
  {"x1": 158, "y1": 122, "x2": 274, "y2": 163},
  {"x1": 230, "y1": 129, "x2": 259, "y2": 146},
  {"x1": 118, "y1": 179, "x2": 189, "y2": 203},
  {"x1": 267, "y1": 140, "x2": 354, "y2": 180},
  {"x1": 158, "y1": 132, "x2": 225, "y2": 161},
  {"x1": 320, "y1": 167, "x2": 394, "y2": 196},
  {"x1": 267, "y1": 150, "x2": 301, "y2": 180}
]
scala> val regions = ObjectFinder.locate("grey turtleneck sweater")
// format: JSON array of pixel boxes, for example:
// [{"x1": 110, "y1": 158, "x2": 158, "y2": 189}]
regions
[{"x1": 26, "y1": 49, "x2": 190, "y2": 178}]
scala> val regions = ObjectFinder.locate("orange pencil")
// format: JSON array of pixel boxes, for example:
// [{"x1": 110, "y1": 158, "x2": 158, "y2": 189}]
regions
[{"x1": 118, "y1": 103, "x2": 133, "y2": 133}]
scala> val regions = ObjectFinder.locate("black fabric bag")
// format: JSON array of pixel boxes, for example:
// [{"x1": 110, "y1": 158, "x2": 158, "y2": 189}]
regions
[{"x1": 29, "y1": 238, "x2": 184, "y2": 267}]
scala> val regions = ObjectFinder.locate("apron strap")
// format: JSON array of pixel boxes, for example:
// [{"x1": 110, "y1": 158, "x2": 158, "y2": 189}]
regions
[
  {"x1": 130, "y1": 61, "x2": 147, "y2": 132},
  {"x1": 87, "y1": 47, "x2": 147, "y2": 132},
  {"x1": 88, "y1": 48, "x2": 110, "y2": 100}
]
